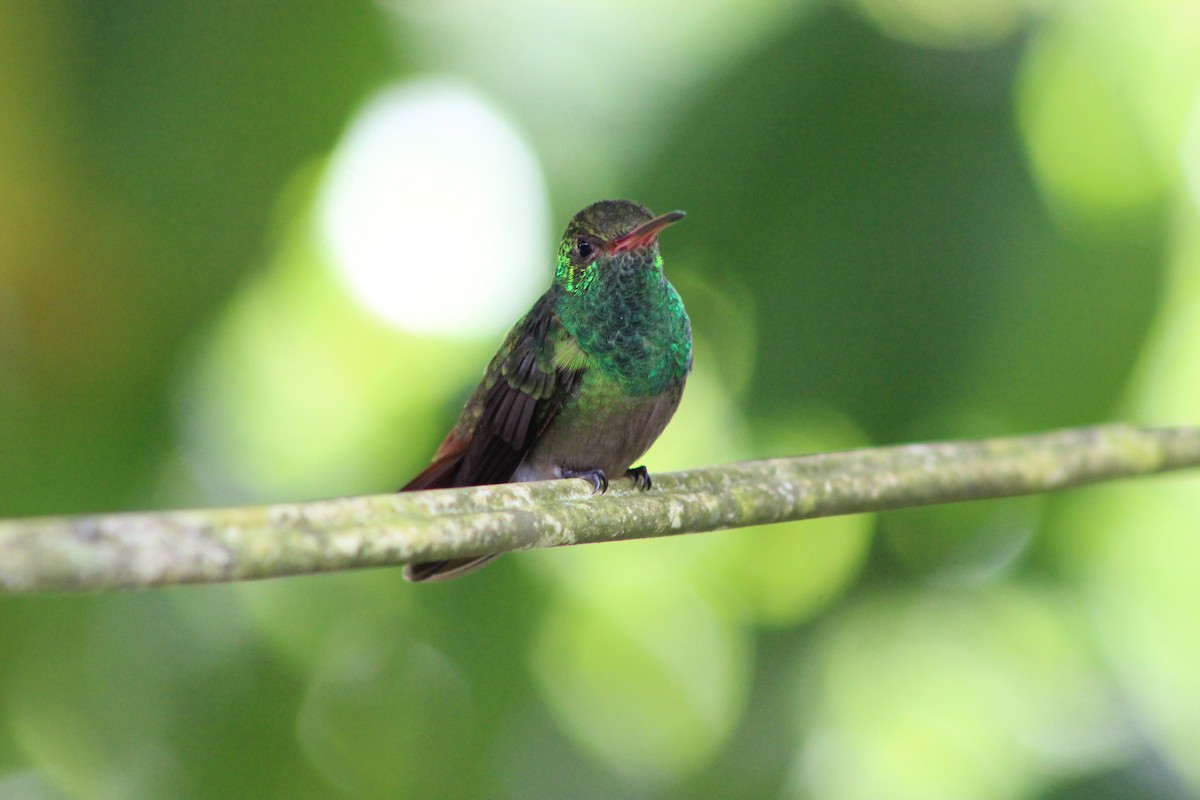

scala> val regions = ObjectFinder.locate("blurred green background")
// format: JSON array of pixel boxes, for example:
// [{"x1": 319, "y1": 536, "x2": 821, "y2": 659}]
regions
[{"x1": 2, "y1": 0, "x2": 1200, "y2": 797}]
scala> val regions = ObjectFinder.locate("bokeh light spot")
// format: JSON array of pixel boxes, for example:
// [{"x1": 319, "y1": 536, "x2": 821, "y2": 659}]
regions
[
  {"x1": 530, "y1": 560, "x2": 751, "y2": 784},
  {"x1": 1018, "y1": 23, "x2": 1164, "y2": 221},
  {"x1": 317, "y1": 79, "x2": 548, "y2": 337},
  {"x1": 853, "y1": 0, "x2": 1038, "y2": 49}
]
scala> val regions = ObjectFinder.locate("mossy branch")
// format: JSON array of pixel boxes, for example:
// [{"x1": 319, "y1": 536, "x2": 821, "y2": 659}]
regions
[{"x1": 1, "y1": 423, "x2": 1198, "y2": 594}]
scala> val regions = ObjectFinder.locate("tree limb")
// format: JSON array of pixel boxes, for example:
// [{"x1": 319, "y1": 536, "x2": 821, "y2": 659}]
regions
[{"x1": 1, "y1": 423, "x2": 1197, "y2": 594}]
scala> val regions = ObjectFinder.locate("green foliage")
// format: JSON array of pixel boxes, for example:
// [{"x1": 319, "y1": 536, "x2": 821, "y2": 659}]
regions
[{"x1": 1, "y1": 1, "x2": 1198, "y2": 797}]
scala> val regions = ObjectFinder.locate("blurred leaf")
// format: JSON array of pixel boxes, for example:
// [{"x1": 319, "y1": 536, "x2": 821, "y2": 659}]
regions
[
  {"x1": 1051, "y1": 218, "x2": 1200, "y2": 794},
  {"x1": 0, "y1": 0, "x2": 396, "y2": 515},
  {"x1": 642, "y1": 6, "x2": 1164, "y2": 439},
  {"x1": 791, "y1": 586, "x2": 1128, "y2": 800},
  {"x1": 1018, "y1": 18, "x2": 1164, "y2": 221},
  {"x1": 2, "y1": 596, "x2": 189, "y2": 798},
  {"x1": 297, "y1": 619, "x2": 479, "y2": 798},
  {"x1": 531, "y1": 558, "x2": 751, "y2": 784}
]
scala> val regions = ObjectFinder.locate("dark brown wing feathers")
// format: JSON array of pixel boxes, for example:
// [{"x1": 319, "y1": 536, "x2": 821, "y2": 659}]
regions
[{"x1": 400, "y1": 293, "x2": 580, "y2": 492}]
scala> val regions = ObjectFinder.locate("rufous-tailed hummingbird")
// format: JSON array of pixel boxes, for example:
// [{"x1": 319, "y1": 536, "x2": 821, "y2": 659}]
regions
[{"x1": 400, "y1": 199, "x2": 691, "y2": 581}]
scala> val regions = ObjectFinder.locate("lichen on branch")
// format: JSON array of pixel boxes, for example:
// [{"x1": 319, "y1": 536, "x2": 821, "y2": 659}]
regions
[{"x1": 1, "y1": 424, "x2": 1197, "y2": 594}]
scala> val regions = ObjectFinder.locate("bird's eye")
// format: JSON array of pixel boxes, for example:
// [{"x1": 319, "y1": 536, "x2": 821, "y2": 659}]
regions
[{"x1": 575, "y1": 238, "x2": 594, "y2": 260}]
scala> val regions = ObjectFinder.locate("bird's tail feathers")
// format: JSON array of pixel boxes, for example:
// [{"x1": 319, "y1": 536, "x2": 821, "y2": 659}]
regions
[
  {"x1": 399, "y1": 451, "x2": 463, "y2": 491},
  {"x1": 403, "y1": 555, "x2": 501, "y2": 582}
]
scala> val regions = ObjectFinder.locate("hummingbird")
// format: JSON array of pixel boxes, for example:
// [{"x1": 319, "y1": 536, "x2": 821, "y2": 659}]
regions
[{"x1": 400, "y1": 199, "x2": 692, "y2": 582}]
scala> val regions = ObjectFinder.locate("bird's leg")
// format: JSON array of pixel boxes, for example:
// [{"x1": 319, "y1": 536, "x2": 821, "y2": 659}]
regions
[
  {"x1": 624, "y1": 465, "x2": 652, "y2": 490},
  {"x1": 561, "y1": 467, "x2": 609, "y2": 494}
]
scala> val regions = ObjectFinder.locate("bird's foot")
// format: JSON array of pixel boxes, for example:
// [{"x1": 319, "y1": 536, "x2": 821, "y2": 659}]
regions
[
  {"x1": 625, "y1": 465, "x2": 652, "y2": 490},
  {"x1": 562, "y1": 467, "x2": 609, "y2": 494}
]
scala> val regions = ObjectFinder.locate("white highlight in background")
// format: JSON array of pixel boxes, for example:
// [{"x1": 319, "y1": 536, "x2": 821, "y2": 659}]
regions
[
  {"x1": 317, "y1": 80, "x2": 549, "y2": 337},
  {"x1": 1184, "y1": 97, "x2": 1200, "y2": 214}
]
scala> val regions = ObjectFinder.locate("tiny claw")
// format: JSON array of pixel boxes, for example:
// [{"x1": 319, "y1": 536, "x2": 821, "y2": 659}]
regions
[
  {"x1": 563, "y1": 467, "x2": 609, "y2": 494},
  {"x1": 625, "y1": 465, "x2": 652, "y2": 490}
]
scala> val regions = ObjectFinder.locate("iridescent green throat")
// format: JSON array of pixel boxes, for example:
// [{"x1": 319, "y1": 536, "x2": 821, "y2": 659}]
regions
[{"x1": 554, "y1": 246, "x2": 692, "y2": 397}]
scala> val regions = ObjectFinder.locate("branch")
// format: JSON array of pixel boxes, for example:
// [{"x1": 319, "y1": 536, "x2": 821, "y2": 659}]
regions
[{"x1": 1, "y1": 423, "x2": 1198, "y2": 594}]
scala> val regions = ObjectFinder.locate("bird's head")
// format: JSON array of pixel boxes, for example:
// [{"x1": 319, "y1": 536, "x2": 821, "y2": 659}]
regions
[{"x1": 554, "y1": 199, "x2": 685, "y2": 295}]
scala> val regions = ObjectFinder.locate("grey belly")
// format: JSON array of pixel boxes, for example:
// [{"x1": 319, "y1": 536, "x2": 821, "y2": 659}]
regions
[{"x1": 513, "y1": 386, "x2": 684, "y2": 483}]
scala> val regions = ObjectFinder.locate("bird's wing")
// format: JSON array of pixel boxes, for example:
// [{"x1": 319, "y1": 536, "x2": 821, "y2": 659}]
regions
[{"x1": 401, "y1": 292, "x2": 583, "y2": 490}]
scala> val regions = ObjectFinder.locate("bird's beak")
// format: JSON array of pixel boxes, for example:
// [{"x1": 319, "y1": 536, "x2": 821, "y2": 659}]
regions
[{"x1": 609, "y1": 210, "x2": 686, "y2": 254}]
